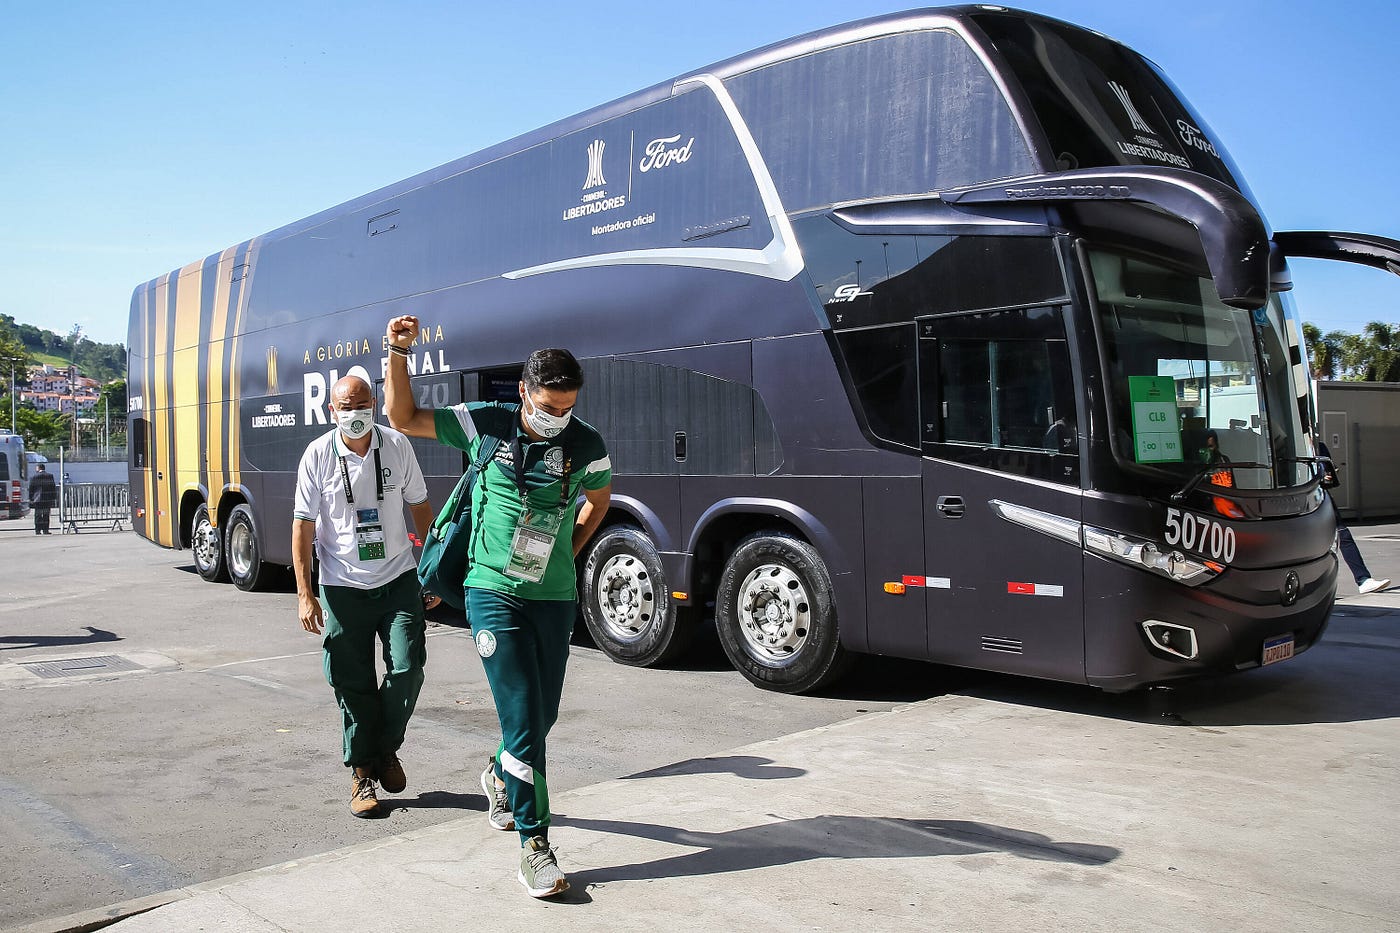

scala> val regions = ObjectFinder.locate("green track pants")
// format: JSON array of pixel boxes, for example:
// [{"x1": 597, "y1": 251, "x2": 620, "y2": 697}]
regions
[
  {"x1": 466, "y1": 587, "x2": 576, "y2": 843},
  {"x1": 320, "y1": 570, "x2": 427, "y2": 768}
]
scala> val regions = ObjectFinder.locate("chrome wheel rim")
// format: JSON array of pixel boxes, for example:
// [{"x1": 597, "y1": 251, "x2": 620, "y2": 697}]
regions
[
  {"x1": 228, "y1": 522, "x2": 253, "y2": 579},
  {"x1": 736, "y1": 563, "x2": 810, "y2": 663},
  {"x1": 192, "y1": 513, "x2": 220, "y2": 572},
  {"x1": 596, "y1": 554, "x2": 655, "y2": 643}
]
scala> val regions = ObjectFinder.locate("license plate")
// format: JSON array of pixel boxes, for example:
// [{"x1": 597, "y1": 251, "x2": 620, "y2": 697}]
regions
[{"x1": 1262, "y1": 634, "x2": 1295, "y2": 666}]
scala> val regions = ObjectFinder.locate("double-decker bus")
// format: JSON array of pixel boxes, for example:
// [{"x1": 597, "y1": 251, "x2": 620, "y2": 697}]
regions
[{"x1": 128, "y1": 6, "x2": 1400, "y2": 693}]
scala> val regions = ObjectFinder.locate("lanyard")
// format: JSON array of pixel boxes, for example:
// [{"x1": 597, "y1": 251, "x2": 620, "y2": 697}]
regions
[
  {"x1": 337, "y1": 432, "x2": 383, "y2": 505},
  {"x1": 510, "y1": 434, "x2": 571, "y2": 509}
]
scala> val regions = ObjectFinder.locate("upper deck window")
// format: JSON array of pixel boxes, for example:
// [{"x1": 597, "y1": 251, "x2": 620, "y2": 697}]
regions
[
  {"x1": 726, "y1": 29, "x2": 1035, "y2": 213},
  {"x1": 973, "y1": 12, "x2": 1245, "y2": 193}
]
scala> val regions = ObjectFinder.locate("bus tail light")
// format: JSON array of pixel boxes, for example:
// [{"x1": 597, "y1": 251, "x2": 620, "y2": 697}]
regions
[
  {"x1": 1142, "y1": 620, "x2": 1199, "y2": 660},
  {"x1": 1083, "y1": 525, "x2": 1216, "y2": 586},
  {"x1": 9, "y1": 480, "x2": 17, "y2": 503}
]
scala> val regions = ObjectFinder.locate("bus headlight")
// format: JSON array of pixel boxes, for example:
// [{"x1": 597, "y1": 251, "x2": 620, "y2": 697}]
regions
[{"x1": 1083, "y1": 525, "x2": 1216, "y2": 586}]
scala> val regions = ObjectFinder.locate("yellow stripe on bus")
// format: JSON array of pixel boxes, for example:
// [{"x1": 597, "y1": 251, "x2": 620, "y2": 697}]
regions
[
  {"x1": 151, "y1": 274, "x2": 172, "y2": 547},
  {"x1": 173, "y1": 259, "x2": 203, "y2": 531},
  {"x1": 228, "y1": 240, "x2": 257, "y2": 489},
  {"x1": 207, "y1": 246, "x2": 236, "y2": 513},
  {"x1": 142, "y1": 286, "x2": 156, "y2": 541}
]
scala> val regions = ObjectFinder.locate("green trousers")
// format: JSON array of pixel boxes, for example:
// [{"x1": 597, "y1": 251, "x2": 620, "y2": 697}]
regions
[
  {"x1": 467, "y1": 587, "x2": 576, "y2": 843},
  {"x1": 320, "y1": 569, "x2": 427, "y2": 768}
]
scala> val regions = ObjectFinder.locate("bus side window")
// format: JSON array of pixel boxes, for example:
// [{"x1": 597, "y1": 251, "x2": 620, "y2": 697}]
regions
[
  {"x1": 833, "y1": 323, "x2": 919, "y2": 449},
  {"x1": 921, "y1": 306, "x2": 1078, "y2": 484}
]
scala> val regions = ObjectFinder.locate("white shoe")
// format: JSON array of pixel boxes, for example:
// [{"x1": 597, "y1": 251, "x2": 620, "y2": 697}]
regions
[{"x1": 1359, "y1": 577, "x2": 1391, "y2": 595}]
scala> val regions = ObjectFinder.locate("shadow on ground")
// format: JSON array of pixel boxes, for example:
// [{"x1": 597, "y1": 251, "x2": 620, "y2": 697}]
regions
[
  {"x1": 0, "y1": 626, "x2": 120, "y2": 651},
  {"x1": 562, "y1": 814, "x2": 1119, "y2": 890}
]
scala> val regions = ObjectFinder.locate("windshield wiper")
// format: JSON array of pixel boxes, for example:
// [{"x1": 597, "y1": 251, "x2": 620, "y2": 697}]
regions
[
  {"x1": 1280, "y1": 456, "x2": 1329, "y2": 482},
  {"x1": 1170, "y1": 461, "x2": 1269, "y2": 502}
]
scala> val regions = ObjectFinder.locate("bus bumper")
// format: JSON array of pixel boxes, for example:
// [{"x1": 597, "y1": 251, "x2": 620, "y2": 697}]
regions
[{"x1": 1084, "y1": 551, "x2": 1338, "y2": 691}]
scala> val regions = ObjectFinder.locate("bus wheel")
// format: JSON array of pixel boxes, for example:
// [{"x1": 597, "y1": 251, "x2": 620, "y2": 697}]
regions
[
  {"x1": 715, "y1": 532, "x2": 850, "y2": 694},
  {"x1": 581, "y1": 526, "x2": 694, "y2": 667},
  {"x1": 191, "y1": 502, "x2": 228, "y2": 583},
  {"x1": 225, "y1": 504, "x2": 269, "y2": 592}
]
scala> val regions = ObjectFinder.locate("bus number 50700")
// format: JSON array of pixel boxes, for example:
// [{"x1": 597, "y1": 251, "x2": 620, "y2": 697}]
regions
[{"x1": 1164, "y1": 507, "x2": 1236, "y2": 563}]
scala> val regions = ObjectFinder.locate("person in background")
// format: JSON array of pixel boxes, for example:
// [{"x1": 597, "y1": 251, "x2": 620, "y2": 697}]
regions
[
  {"x1": 1318, "y1": 439, "x2": 1390, "y2": 595},
  {"x1": 292, "y1": 374, "x2": 438, "y2": 818},
  {"x1": 29, "y1": 463, "x2": 56, "y2": 535}
]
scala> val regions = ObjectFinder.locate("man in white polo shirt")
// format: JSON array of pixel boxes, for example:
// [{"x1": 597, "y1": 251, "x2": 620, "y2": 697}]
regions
[{"x1": 292, "y1": 374, "x2": 436, "y2": 818}]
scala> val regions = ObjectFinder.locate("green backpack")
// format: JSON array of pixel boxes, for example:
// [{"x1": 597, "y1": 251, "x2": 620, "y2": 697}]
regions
[{"x1": 416, "y1": 434, "x2": 503, "y2": 610}]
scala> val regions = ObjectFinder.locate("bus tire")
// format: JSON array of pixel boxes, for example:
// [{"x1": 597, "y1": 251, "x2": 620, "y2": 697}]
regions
[
  {"x1": 715, "y1": 532, "x2": 851, "y2": 694},
  {"x1": 191, "y1": 502, "x2": 228, "y2": 583},
  {"x1": 580, "y1": 526, "x2": 694, "y2": 667},
  {"x1": 225, "y1": 504, "x2": 269, "y2": 592}
]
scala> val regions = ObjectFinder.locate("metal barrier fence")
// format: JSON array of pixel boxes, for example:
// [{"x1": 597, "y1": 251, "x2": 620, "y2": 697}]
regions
[{"x1": 61, "y1": 483, "x2": 129, "y2": 533}]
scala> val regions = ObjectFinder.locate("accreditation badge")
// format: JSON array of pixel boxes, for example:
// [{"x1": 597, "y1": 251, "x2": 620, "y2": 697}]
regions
[
  {"x1": 355, "y1": 508, "x2": 386, "y2": 562},
  {"x1": 504, "y1": 507, "x2": 563, "y2": 583}
]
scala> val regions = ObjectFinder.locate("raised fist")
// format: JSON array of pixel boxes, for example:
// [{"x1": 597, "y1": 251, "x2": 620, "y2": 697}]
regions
[{"x1": 387, "y1": 315, "x2": 419, "y2": 349}]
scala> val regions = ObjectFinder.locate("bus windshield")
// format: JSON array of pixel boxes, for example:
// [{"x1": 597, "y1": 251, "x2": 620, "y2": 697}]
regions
[{"x1": 1089, "y1": 249, "x2": 1311, "y2": 489}]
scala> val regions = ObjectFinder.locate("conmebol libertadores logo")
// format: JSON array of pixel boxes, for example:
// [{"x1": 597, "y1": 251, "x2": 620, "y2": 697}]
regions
[
  {"x1": 564, "y1": 138, "x2": 627, "y2": 221},
  {"x1": 1108, "y1": 80, "x2": 1155, "y2": 136},
  {"x1": 583, "y1": 139, "x2": 607, "y2": 190}
]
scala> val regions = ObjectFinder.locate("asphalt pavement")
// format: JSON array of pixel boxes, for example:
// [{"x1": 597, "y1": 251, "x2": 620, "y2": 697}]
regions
[{"x1": 11, "y1": 522, "x2": 1398, "y2": 933}]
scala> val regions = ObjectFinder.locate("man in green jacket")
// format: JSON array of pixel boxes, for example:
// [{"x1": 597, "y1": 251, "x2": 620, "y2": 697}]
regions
[{"x1": 383, "y1": 314, "x2": 611, "y2": 898}]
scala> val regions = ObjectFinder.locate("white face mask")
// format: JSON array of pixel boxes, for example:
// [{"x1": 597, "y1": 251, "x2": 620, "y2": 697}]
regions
[
  {"x1": 335, "y1": 407, "x2": 374, "y2": 440},
  {"x1": 522, "y1": 394, "x2": 572, "y2": 438}
]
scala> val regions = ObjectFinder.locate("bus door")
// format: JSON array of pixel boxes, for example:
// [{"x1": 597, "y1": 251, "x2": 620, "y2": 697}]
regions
[
  {"x1": 129, "y1": 414, "x2": 151, "y2": 538},
  {"x1": 917, "y1": 306, "x2": 1088, "y2": 681}
]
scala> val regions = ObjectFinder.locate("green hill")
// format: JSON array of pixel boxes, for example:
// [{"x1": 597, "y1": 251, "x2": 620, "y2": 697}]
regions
[{"x1": 0, "y1": 314, "x2": 125, "y2": 384}]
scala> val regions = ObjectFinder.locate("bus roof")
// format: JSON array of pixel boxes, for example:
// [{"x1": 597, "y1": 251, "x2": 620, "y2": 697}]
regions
[{"x1": 132, "y1": 6, "x2": 1143, "y2": 287}]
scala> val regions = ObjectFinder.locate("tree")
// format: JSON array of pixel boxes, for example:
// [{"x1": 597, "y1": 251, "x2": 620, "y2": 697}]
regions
[
  {"x1": 1, "y1": 317, "x2": 32, "y2": 404},
  {"x1": 1356, "y1": 321, "x2": 1400, "y2": 382},
  {"x1": 1304, "y1": 320, "x2": 1400, "y2": 382},
  {"x1": 1303, "y1": 322, "x2": 1349, "y2": 380},
  {"x1": 101, "y1": 379, "x2": 127, "y2": 415},
  {"x1": 7, "y1": 406, "x2": 67, "y2": 447}
]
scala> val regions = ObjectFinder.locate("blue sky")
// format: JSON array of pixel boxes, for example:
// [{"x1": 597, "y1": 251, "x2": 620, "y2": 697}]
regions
[{"x1": 2, "y1": 0, "x2": 1396, "y2": 346}]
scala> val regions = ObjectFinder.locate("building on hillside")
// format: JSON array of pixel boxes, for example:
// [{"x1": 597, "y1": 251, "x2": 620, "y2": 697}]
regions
[{"x1": 21, "y1": 365, "x2": 100, "y2": 416}]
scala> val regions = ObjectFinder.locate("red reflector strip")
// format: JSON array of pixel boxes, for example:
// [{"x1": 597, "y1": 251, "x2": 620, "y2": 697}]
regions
[
  {"x1": 1008, "y1": 582, "x2": 1064, "y2": 597},
  {"x1": 901, "y1": 575, "x2": 952, "y2": 589}
]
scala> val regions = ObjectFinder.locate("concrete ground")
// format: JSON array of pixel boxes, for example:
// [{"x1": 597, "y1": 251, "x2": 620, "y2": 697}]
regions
[{"x1": 21, "y1": 522, "x2": 1400, "y2": 933}]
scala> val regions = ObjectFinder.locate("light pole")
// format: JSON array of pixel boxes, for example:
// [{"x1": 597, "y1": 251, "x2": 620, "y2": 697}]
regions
[{"x1": 4, "y1": 357, "x2": 18, "y2": 434}]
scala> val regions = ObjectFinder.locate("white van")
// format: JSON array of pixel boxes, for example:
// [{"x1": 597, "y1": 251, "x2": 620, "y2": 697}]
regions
[{"x1": 0, "y1": 431, "x2": 29, "y2": 518}]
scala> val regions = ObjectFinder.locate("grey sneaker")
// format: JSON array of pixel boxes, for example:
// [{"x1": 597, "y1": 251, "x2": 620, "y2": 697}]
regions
[
  {"x1": 480, "y1": 759, "x2": 514, "y2": 831},
  {"x1": 519, "y1": 836, "x2": 568, "y2": 898}
]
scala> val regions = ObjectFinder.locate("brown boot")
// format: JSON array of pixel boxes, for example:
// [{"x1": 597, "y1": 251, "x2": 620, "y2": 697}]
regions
[
  {"x1": 378, "y1": 753, "x2": 406, "y2": 794},
  {"x1": 350, "y1": 767, "x2": 381, "y2": 818}
]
